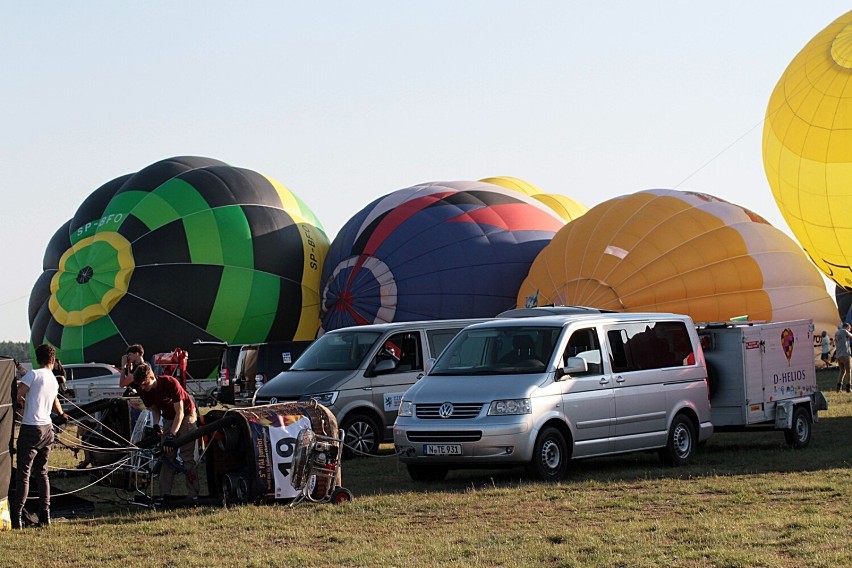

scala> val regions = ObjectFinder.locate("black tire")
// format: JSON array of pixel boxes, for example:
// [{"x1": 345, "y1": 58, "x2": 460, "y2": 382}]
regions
[
  {"x1": 341, "y1": 413, "x2": 381, "y2": 458},
  {"x1": 784, "y1": 406, "x2": 812, "y2": 449},
  {"x1": 221, "y1": 476, "x2": 233, "y2": 508},
  {"x1": 525, "y1": 426, "x2": 569, "y2": 481},
  {"x1": 406, "y1": 464, "x2": 449, "y2": 482},
  {"x1": 660, "y1": 414, "x2": 696, "y2": 467},
  {"x1": 331, "y1": 487, "x2": 354, "y2": 504}
]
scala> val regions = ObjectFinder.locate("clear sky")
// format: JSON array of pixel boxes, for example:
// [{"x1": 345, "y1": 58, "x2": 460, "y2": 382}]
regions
[{"x1": 2, "y1": 2, "x2": 849, "y2": 342}]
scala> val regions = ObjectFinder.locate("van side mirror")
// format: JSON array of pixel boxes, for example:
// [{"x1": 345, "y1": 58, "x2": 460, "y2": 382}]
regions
[
  {"x1": 424, "y1": 357, "x2": 436, "y2": 374},
  {"x1": 373, "y1": 358, "x2": 397, "y2": 375},
  {"x1": 556, "y1": 356, "x2": 587, "y2": 380}
]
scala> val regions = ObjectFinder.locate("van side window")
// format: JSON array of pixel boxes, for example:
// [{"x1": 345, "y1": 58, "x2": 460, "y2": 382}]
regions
[
  {"x1": 380, "y1": 332, "x2": 423, "y2": 373},
  {"x1": 607, "y1": 321, "x2": 693, "y2": 371},
  {"x1": 563, "y1": 327, "x2": 602, "y2": 375},
  {"x1": 427, "y1": 328, "x2": 463, "y2": 359}
]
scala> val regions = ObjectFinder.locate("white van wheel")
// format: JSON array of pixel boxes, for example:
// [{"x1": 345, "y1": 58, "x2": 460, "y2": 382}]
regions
[
  {"x1": 660, "y1": 414, "x2": 695, "y2": 467},
  {"x1": 526, "y1": 427, "x2": 568, "y2": 482}
]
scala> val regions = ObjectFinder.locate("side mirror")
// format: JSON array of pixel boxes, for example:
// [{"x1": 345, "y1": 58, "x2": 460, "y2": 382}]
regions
[
  {"x1": 424, "y1": 357, "x2": 437, "y2": 374},
  {"x1": 556, "y1": 356, "x2": 587, "y2": 380},
  {"x1": 373, "y1": 358, "x2": 397, "y2": 375}
]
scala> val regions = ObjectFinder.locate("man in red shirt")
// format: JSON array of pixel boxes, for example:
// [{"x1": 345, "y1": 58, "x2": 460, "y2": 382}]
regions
[{"x1": 132, "y1": 363, "x2": 199, "y2": 502}]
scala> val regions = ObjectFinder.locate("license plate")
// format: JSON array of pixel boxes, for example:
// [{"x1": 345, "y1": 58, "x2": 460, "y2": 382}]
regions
[{"x1": 423, "y1": 444, "x2": 462, "y2": 456}]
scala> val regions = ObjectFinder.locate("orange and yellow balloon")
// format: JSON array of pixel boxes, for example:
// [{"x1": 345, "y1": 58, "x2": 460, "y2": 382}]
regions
[
  {"x1": 518, "y1": 189, "x2": 838, "y2": 333},
  {"x1": 763, "y1": 10, "x2": 852, "y2": 290}
]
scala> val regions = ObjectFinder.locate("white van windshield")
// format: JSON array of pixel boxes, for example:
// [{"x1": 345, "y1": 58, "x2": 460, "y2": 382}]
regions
[
  {"x1": 430, "y1": 326, "x2": 562, "y2": 375},
  {"x1": 289, "y1": 331, "x2": 382, "y2": 371}
]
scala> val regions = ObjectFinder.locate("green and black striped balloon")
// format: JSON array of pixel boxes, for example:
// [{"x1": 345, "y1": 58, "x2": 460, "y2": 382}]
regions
[{"x1": 29, "y1": 156, "x2": 328, "y2": 375}]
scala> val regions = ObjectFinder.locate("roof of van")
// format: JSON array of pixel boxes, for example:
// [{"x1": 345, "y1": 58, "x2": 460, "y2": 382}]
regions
[
  {"x1": 497, "y1": 306, "x2": 615, "y2": 317},
  {"x1": 465, "y1": 311, "x2": 694, "y2": 329},
  {"x1": 324, "y1": 318, "x2": 493, "y2": 334}
]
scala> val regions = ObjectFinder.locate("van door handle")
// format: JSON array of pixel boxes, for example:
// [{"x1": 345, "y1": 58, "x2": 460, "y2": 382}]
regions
[
  {"x1": 615, "y1": 376, "x2": 625, "y2": 383},
  {"x1": 599, "y1": 377, "x2": 609, "y2": 385}
]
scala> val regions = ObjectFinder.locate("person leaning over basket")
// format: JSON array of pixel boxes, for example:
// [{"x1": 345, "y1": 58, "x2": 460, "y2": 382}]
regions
[
  {"x1": 12, "y1": 344, "x2": 69, "y2": 529},
  {"x1": 133, "y1": 363, "x2": 200, "y2": 503},
  {"x1": 834, "y1": 323, "x2": 852, "y2": 393}
]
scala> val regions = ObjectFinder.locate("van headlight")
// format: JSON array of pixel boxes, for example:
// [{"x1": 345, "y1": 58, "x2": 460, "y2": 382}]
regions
[
  {"x1": 488, "y1": 399, "x2": 531, "y2": 415},
  {"x1": 299, "y1": 392, "x2": 339, "y2": 406},
  {"x1": 398, "y1": 400, "x2": 413, "y2": 417}
]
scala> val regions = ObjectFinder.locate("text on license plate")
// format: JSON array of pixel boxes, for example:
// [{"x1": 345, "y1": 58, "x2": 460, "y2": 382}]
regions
[{"x1": 423, "y1": 444, "x2": 462, "y2": 456}]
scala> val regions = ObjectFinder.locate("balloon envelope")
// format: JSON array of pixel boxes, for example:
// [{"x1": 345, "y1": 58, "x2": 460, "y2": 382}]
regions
[
  {"x1": 518, "y1": 189, "x2": 838, "y2": 334},
  {"x1": 29, "y1": 156, "x2": 328, "y2": 375},
  {"x1": 763, "y1": 10, "x2": 852, "y2": 289},
  {"x1": 319, "y1": 181, "x2": 565, "y2": 332},
  {"x1": 480, "y1": 176, "x2": 588, "y2": 222}
]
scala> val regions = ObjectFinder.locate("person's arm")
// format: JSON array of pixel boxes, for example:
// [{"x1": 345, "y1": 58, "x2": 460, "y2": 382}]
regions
[
  {"x1": 119, "y1": 356, "x2": 134, "y2": 388},
  {"x1": 169, "y1": 401, "x2": 184, "y2": 436},
  {"x1": 149, "y1": 405, "x2": 161, "y2": 427},
  {"x1": 16, "y1": 382, "x2": 29, "y2": 408}
]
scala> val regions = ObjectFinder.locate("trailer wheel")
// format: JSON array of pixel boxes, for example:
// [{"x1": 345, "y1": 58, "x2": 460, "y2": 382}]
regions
[
  {"x1": 660, "y1": 414, "x2": 696, "y2": 467},
  {"x1": 331, "y1": 487, "x2": 353, "y2": 504},
  {"x1": 784, "y1": 406, "x2": 812, "y2": 449}
]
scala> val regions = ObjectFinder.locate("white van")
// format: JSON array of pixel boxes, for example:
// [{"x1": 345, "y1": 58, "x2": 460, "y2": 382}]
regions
[
  {"x1": 252, "y1": 319, "x2": 489, "y2": 456},
  {"x1": 393, "y1": 312, "x2": 713, "y2": 481}
]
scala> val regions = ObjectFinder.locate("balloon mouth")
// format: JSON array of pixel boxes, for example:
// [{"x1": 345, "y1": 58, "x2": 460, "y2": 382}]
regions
[
  {"x1": 76, "y1": 266, "x2": 94, "y2": 284},
  {"x1": 831, "y1": 24, "x2": 852, "y2": 69}
]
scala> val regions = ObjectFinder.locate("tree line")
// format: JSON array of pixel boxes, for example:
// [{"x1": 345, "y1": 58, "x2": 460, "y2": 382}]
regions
[{"x1": 0, "y1": 341, "x2": 30, "y2": 362}]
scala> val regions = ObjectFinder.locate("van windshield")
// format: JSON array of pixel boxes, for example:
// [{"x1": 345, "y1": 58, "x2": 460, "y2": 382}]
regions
[
  {"x1": 430, "y1": 326, "x2": 562, "y2": 376},
  {"x1": 289, "y1": 331, "x2": 382, "y2": 371}
]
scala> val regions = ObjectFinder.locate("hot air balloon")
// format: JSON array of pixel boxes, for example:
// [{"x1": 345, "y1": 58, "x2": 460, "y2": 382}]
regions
[
  {"x1": 480, "y1": 176, "x2": 588, "y2": 222},
  {"x1": 29, "y1": 156, "x2": 328, "y2": 376},
  {"x1": 763, "y1": 10, "x2": 852, "y2": 289},
  {"x1": 319, "y1": 181, "x2": 565, "y2": 332},
  {"x1": 517, "y1": 189, "x2": 838, "y2": 334}
]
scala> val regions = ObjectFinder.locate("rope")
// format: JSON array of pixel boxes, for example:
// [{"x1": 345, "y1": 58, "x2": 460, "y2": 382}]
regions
[{"x1": 25, "y1": 455, "x2": 134, "y2": 499}]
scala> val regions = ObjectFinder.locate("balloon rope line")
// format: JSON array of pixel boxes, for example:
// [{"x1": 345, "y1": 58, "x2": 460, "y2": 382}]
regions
[
  {"x1": 674, "y1": 54, "x2": 837, "y2": 191},
  {"x1": 674, "y1": 120, "x2": 764, "y2": 189},
  {"x1": 25, "y1": 456, "x2": 134, "y2": 499},
  {"x1": 57, "y1": 393, "x2": 138, "y2": 449}
]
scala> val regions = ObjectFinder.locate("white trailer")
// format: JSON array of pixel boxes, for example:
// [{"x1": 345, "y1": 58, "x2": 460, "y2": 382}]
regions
[{"x1": 697, "y1": 319, "x2": 828, "y2": 448}]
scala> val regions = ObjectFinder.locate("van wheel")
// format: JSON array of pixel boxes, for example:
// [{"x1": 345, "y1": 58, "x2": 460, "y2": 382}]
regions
[
  {"x1": 407, "y1": 464, "x2": 449, "y2": 482},
  {"x1": 784, "y1": 406, "x2": 812, "y2": 449},
  {"x1": 526, "y1": 427, "x2": 568, "y2": 482},
  {"x1": 341, "y1": 413, "x2": 381, "y2": 458},
  {"x1": 660, "y1": 414, "x2": 695, "y2": 467}
]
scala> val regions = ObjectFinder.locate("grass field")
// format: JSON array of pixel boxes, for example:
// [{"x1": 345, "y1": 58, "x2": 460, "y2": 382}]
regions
[{"x1": 3, "y1": 368, "x2": 852, "y2": 567}]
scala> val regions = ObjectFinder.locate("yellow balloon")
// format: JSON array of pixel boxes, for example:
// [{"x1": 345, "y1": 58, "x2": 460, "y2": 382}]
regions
[
  {"x1": 480, "y1": 176, "x2": 588, "y2": 222},
  {"x1": 763, "y1": 10, "x2": 852, "y2": 289},
  {"x1": 518, "y1": 189, "x2": 838, "y2": 334}
]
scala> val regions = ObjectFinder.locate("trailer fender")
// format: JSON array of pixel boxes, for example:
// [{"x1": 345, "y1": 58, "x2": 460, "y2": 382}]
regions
[{"x1": 775, "y1": 396, "x2": 818, "y2": 429}]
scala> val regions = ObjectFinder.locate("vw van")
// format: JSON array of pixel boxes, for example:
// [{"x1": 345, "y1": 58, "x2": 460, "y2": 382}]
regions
[
  {"x1": 393, "y1": 312, "x2": 713, "y2": 481},
  {"x1": 252, "y1": 319, "x2": 488, "y2": 456}
]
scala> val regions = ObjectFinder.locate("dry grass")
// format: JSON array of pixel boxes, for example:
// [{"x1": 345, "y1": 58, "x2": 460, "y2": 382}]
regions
[{"x1": 2, "y1": 368, "x2": 851, "y2": 567}]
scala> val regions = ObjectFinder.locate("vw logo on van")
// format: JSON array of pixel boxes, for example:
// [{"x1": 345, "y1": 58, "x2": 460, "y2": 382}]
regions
[
  {"x1": 269, "y1": 397, "x2": 278, "y2": 404},
  {"x1": 439, "y1": 402, "x2": 454, "y2": 418}
]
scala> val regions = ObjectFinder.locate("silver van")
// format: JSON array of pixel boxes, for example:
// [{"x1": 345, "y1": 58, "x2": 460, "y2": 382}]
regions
[
  {"x1": 393, "y1": 312, "x2": 713, "y2": 481},
  {"x1": 252, "y1": 319, "x2": 488, "y2": 456}
]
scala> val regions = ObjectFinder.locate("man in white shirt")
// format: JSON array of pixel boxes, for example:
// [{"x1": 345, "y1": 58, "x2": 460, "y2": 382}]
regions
[{"x1": 12, "y1": 344, "x2": 67, "y2": 529}]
